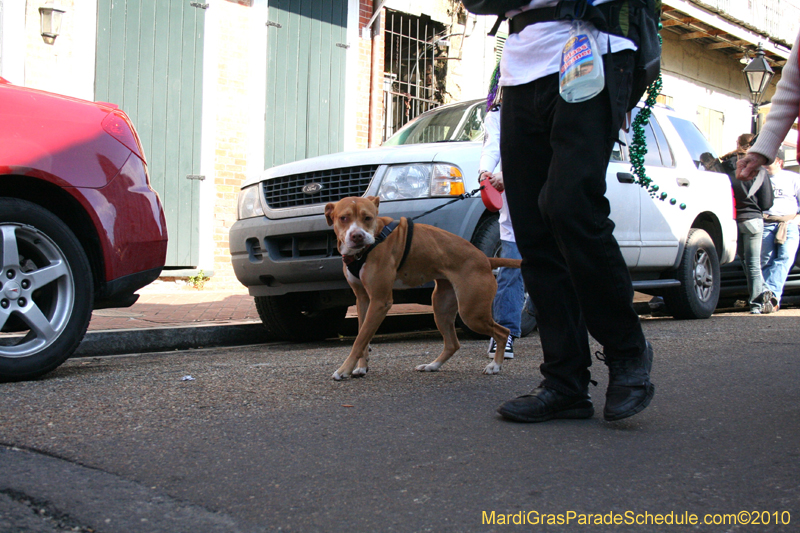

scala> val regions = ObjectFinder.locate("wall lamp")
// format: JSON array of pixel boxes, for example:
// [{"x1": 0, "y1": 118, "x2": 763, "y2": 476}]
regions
[{"x1": 39, "y1": 1, "x2": 66, "y2": 45}]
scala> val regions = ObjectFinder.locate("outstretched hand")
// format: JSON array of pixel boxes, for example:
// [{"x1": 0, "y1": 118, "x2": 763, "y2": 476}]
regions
[{"x1": 736, "y1": 153, "x2": 768, "y2": 181}]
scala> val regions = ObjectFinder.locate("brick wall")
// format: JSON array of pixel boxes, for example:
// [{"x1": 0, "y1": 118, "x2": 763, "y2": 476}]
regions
[
  {"x1": 357, "y1": 0, "x2": 378, "y2": 149},
  {"x1": 209, "y1": 0, "x2": 253, "y2": 290}
]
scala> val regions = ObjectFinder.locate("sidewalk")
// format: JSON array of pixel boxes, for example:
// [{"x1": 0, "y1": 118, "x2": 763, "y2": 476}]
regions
[
  {"x1": 87, "y1": 289, "x2": 260, "y2": 331},
  {"x1": 77, "y1": 282, "x2": 435, "y2": 357},
  {"x1": 76, "y1": 282, "x2": 656, "y2": 358}
]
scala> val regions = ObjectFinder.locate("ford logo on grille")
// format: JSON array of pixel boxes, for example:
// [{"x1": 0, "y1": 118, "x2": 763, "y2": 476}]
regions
[{"x1": 302, "y1": 183, "x2": 323, "y2": 195}]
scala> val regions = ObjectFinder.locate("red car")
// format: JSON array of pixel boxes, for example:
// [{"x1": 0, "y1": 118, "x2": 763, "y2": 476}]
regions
[{"x1": 0, "y1": 78, "x2": 167, "y2": 381}]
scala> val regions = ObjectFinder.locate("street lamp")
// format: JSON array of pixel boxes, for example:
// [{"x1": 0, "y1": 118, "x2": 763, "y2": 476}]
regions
[{"x1": 743, "y1": 44, "x2": 775, "y2": 134}]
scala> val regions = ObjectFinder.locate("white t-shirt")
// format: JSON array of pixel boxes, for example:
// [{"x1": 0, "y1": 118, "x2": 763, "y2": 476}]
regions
[
  {"x1": 500, "y1": 0, "x2": 637, "y2": 87},
  {"x1": 480, "y1": 107, "x2": 515, "y2": 242},
  {"x1": 765, "y1": 169, "x2": 800, "y2": 220}
]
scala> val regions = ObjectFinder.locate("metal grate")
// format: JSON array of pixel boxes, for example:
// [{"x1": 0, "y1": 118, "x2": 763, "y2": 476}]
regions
[
  {"x1": 382, "y1": 9, "x2": 448, "y2": 141},
  {"x1": 267, "y1": 232, "x2": 340, "y2": 259},
  {"x1": 262, "y1": 165, "x2": 379, "y2": 209}
]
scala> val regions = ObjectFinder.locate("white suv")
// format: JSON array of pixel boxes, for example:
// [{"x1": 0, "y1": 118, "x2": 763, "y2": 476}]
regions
[{"x1": 231, "y1": 100, "x2": 737, "y2": 341}]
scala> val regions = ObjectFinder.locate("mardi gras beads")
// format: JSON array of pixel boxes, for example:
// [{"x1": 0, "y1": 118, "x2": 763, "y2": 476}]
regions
[{"x1": 628, "y1": 29, "x2": 685, "y2": 209}]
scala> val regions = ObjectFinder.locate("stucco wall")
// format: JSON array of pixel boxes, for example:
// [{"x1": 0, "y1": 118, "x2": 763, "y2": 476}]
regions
[
  {"x1": 14, "y1": 0, "x2": 95, "y2": 99},
  {"x1": 660, "y1": 29, "x2": 781, "y2": 154}
]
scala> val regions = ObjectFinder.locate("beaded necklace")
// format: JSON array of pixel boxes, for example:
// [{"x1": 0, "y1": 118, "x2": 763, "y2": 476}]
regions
[{"x1": 628, "y1": 29, "x2": 686, "y2": 210}]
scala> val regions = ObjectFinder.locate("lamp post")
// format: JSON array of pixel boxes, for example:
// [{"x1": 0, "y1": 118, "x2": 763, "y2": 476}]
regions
[{"x1": 743, "y1": 43, "x2": 775, "y2": 134}]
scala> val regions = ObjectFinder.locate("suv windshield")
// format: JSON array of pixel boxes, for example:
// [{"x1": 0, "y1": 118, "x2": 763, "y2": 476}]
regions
[{"x1": 383, "y1": 101, "x2": 486, "y2": 146}]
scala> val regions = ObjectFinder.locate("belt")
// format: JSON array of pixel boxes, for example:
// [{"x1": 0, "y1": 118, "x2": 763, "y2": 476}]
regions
[
  {"x1": 508, "y1": 1, "x2": 590, "y2": 35},
  {"x1": 508, "y1": 8, "x2": 559, "y2": 34}
]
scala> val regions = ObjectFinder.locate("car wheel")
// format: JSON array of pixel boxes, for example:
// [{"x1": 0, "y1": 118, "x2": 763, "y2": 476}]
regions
[
  {"x1": 663, "y1": 228, "x2": 720, "y2": 319},
  {"x1": 255, "y1": 294, "x2": 346, "y2": 342},
  {"x1": 457, "y1": 215, "x2": 500, "y2": 339},
  {"x1": 0, "y1": 199, "x2": 93, "y2": 382}
]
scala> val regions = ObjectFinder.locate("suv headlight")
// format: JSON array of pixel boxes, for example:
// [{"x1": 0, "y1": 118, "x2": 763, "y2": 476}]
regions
[
  {"x1": 378, "y1": 164, "x2": 465, "y2": 200},
  {"x1": 237, "y1": 185, "x2": 265, "y2": 219}
]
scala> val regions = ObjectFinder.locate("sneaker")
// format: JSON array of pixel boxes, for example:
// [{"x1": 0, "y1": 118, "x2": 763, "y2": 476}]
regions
[
  {"x1": 750, "y1": 307, "x2": 762, "y2": 315},
  {"x1": 759, "y1": 290, "x2": 775, "y2": 314},
  {"x1": 497, "y1": 386, "x2": 594, "y2": 423},
  {"x1": 597, "y1": 341, "x2": 655, "y2": 422},
  {"x1": 770, "y1": 295, "x2": 780, "y2": 312},
  {"x1": 488, "y1": 336, "x2": 514, "y2": 359}
]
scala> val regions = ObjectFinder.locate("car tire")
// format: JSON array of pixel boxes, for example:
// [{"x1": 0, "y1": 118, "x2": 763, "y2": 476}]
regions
[
  {"x1": 0, "y1": 199, "x2": 94, "y2": 382},
  {"x1": 255, "y1": 294, "x2": 346, "y2": 342},
  {"x1": 457, "y1": 215, "x2": 500, "y2": 339},
  {"x1": 663, "y1": 228, "x2": 720, "y2": 319}
]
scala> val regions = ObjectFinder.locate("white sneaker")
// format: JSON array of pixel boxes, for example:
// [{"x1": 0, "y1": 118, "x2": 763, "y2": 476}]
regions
[{"x1": 487, "y1": 336, "x2": 515, "y2": 359}]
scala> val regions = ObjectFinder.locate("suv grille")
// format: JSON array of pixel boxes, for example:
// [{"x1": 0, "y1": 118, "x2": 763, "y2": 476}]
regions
[{"x1": 263, "y1": 165, "x2": 379, "y2": 209}]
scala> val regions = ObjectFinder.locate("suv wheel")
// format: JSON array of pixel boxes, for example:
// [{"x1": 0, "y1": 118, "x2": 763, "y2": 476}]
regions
[
  {"x1": 663, "y1": 228, "x2": 720, "y2": 319},
  {"x1": 255, "y1": 295, "x2": 346, "y2": 341},
  {"x1": 0, "y1": 199, "x2": 94, "y2": 382}
]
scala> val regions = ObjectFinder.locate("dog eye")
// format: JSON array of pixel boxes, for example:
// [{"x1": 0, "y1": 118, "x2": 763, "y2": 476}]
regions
[
  {"x1": 339, "y1": 216, "x2": 348, "y2": 222},
  {"x1": 364, "y1": 216, "x2": 373, "y2": 222}
]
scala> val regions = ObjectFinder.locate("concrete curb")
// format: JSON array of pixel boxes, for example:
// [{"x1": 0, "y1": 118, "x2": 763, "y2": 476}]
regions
[
  {"x1": 75, "y1": 322, "x2": 275, "y2": 357},
  {"x1": 75, "y1": 304, "x2": 675, "y2": 358}
]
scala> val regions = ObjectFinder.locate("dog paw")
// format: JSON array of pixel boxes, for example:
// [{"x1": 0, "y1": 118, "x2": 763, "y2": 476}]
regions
[
  {"x1": 332, "y1": 370, "x2": 349, "y2": 381},
  {"x1": 483, "y1": 362, "x2": 502, "y2": 375},
  {"x1": 415, "y1": 362, "x2": 441, "y2": 372},
  {"x1": 352, "y1": 367, "x2": 368, "y2": 378}
]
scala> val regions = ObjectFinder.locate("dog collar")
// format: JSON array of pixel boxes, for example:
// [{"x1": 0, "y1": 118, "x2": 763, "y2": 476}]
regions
[{"x1": 342, "y1": 219, "x2": 413, "y2": 279}]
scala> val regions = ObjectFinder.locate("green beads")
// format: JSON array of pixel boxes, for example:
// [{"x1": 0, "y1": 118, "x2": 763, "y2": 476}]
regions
[{"x1": 628, "y1": 35, "x2": 687, "y2": 210}]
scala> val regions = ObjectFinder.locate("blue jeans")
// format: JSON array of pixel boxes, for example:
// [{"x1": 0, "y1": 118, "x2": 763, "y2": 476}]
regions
[
  {"x1": 737, "y1": 218, "x2": 766, "y2": 311},
  {"x1": 761, "y1": 222, "x2": 800, "y2": 304},
  {"x1": 493, "y1": 240, "x2": 525, "y2": 338}
]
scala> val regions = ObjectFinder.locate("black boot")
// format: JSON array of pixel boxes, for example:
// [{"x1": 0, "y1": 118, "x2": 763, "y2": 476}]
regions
[
  {"x1": 599, "y1": 341, "x2": 655, "y2": 421},
  {"x1": 497, "y1": 386, "x2": 594, "y2": 423}
]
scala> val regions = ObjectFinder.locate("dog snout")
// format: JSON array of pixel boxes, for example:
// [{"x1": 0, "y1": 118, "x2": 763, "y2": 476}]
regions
[{"x1": 351, "y1": 231, "x2": 365, "y2": 245}]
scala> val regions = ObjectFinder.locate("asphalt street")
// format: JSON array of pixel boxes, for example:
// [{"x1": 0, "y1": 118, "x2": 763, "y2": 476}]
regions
[{"x1": 1, "y1": 310, "x2": 799, "y2": 532}]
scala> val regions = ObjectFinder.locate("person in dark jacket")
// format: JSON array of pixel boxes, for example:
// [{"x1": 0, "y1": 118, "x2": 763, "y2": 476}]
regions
[{"x1": 704, "y1": 135, "x2": 774, "y2": 314}]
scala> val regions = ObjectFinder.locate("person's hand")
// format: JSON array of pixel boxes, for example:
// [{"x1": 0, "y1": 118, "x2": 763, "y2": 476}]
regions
[
  {"x1": 489, "y1": 172, "x2": 504, "y2": 192},
  {"x1": 736, "y1": 152, "x2": 768, "y2": 181}
]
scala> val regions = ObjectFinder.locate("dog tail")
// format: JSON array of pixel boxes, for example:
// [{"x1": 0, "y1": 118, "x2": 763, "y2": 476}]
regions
[{"x1": 489, "y1": 258, "x2": 522, "y2": 269}]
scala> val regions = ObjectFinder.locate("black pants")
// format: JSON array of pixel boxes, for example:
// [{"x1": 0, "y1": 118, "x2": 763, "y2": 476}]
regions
[{"x1": 500, "y1": 50, "x2": 646, "y2": 396}]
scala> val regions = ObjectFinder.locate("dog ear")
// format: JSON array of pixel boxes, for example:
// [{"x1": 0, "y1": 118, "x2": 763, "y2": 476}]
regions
[
  {"x1": 367, "y1": 196, "x2": 381, "y2": 210},
  {"x1": 324, "y1": 203, "x2": 336, "y2": 226}
]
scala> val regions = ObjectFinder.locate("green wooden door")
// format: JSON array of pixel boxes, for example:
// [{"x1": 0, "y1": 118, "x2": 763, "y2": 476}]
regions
[
  {"x1": 265, "y1": 0, "x2": 347, "y2": 168},
  {"x1": 95, "y1": 0, "x2": 206, "y2": 267}
]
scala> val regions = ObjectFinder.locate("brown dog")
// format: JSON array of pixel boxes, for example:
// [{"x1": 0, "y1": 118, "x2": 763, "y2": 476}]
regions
[{"x1": 324, "y1": 196, "x2": 521, "y2": 380}]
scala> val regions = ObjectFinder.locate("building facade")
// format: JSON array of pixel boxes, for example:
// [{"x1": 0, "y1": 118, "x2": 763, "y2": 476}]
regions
[{"x1": 1, "y1": 0, "x2": 797, "y2": 288}]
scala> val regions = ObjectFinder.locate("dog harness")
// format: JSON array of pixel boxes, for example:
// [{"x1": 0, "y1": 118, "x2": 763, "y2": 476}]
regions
[{"x1": 342, "y1": 219, "x2": 414, "y2": 279}]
